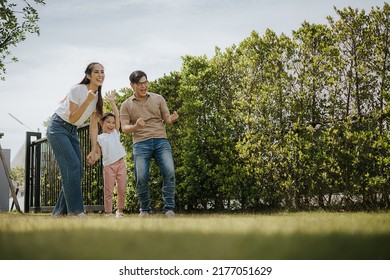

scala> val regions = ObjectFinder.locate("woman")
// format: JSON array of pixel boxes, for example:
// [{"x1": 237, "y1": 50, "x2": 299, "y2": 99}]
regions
[{"x1": 47, "y1": 62, "x2": 104, "y2": 217}]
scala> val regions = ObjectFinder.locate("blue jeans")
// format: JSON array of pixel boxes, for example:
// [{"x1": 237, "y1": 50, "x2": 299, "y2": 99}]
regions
[
  {"x1": 133, "y1": 138, "x2": 176, "y2": 212},
  {"x1": 47, "y1": 114, "x2": 84, "y2": 215}
]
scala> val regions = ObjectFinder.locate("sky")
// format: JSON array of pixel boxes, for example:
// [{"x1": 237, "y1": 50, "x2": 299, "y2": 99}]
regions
[{"x1": 0, "y1": 0, "x2": 387, "y2": 165}]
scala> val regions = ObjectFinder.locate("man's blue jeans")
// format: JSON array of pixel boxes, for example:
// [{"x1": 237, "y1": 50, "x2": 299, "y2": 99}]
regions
[
  {"x1": 47, "y1": 114, "x2": 84, "y2": 215},
  {"x1": 133, "y1": 138, "x2": 176, "y2": 212}
]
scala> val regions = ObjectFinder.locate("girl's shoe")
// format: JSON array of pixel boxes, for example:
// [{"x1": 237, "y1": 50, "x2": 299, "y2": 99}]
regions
[{"x1": 115, "y1": 211, "x2": 124, "y2": 218}]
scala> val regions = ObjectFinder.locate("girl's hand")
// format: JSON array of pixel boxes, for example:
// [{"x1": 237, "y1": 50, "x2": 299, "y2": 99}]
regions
[{"x1": 107, "y1": 90, "x2": 116, "y2": 102}]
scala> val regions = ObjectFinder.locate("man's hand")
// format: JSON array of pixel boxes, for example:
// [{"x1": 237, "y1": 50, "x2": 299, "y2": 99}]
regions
[
  {"x1": 170, "y1": 111, "x2": 179, "y2": 123},
  {"x1": 136, "y1": 118, "x2": 145, "y2": 128}
]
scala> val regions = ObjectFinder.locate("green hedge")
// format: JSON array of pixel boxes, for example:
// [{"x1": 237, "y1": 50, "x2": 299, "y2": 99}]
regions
[{"x1": 111, "y1": 3, "x2": 390, "y2": 212}]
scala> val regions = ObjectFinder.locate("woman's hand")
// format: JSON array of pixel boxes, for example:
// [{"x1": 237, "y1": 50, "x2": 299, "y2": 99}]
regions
[{"x1": 87, "y1": 90, "x2": 97, "y2": 102}]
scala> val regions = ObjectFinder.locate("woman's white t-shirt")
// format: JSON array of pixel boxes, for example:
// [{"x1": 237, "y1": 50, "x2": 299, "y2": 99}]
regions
[
  {"x1": 55, "y1": 84, "x2": 98, "y2": 127},
  {"x1": 97, "y1": 129, "x2": 127, "y2": 166}
]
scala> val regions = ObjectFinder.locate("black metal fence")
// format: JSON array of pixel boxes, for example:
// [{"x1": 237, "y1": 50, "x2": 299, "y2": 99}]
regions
[{"x1": 25, "y1": 125, "x2": 104, "y2": 213}]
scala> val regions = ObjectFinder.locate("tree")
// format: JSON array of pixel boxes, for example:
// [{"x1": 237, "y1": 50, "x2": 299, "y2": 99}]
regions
[
  {"x1": 10, "y1": 166, "x2": 24, "y2": 187},
  {"x1": 0, "y1": 0, "x2": 45, "y2": 80}
]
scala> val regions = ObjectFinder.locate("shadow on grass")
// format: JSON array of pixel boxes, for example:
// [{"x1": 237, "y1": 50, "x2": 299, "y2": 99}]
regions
[{"x1": 1, "y1": 229, "x2": 389, "y2": 260}]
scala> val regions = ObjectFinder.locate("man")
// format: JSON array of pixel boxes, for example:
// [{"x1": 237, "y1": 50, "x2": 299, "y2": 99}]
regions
[{"x1": 120, "y1": 70, "x2": 179, "y2": 217}]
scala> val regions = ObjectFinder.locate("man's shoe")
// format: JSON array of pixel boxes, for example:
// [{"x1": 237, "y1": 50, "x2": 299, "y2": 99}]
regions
[
  {"x1": 139, "y1": 211, "x2": 150, "y2": 218},
  {"x1": 165, "y1": 210, "x2": 175, "y2": 218}
]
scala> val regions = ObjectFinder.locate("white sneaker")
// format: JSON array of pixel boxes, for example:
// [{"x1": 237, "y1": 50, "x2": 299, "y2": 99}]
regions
[
  {"x1": 104, "y1": 213, "x2": 114, "y2": 218},
  {"x1": 165, "y1": 210, "x2": 175, "y2": 218},
  {"x1": 68, "y1": 212, "x2": 88, "y2": 218},
  {"x1": 139, "y1": 211, "x2": 150, "y2": 218},
  {"x1": 115, "y1": 211, "x2": 124, "y2": 219}
]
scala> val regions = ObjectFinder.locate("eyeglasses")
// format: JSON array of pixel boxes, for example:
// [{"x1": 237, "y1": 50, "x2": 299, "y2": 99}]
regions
[{"x1": 136, "y1": 80, "x2": 149, "y2": 86}]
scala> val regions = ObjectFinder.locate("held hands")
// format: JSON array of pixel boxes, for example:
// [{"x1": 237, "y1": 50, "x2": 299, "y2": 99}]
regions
[{"x1": 86, "y1": 151, "x2": 100, "y2": 165}]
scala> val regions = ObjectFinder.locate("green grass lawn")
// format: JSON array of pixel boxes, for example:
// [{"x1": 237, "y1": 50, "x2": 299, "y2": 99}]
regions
[{"x1": 1, "y1": 211, "x2": 389, "y2": 260}]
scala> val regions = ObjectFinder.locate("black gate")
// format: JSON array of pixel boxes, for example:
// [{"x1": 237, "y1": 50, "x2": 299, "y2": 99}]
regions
[{"x1": 25, "y1": 124, "x2": 104, "y2": 213}]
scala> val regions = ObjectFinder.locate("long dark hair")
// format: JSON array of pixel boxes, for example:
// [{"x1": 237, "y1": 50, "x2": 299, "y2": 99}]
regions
[{"x1": 79, "y1": 62, "x2": 103, "y2": 118}]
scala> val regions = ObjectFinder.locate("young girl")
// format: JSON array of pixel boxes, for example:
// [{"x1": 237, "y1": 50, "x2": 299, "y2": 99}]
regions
[
  {"x1": 47, "y1": 62, "x2": 104, "y2": 217},
  {"x1": 96, "y1": 90, "x2": 127, "y2": 218}
]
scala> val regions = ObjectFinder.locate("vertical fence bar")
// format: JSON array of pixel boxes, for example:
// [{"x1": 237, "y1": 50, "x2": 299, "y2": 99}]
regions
[
  {"x1": 33, "y1": 142, "x2": 41, "y2": 211},
  {"x1": 24, "y1": 132, "x2": 41, "y2": 213}
]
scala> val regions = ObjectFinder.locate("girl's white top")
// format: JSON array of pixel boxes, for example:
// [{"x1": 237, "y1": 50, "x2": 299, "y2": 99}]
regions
[
  {"x1": 97, "y1": 129, "x2": 127, "y2": 166},
  {"x1": 55, "y1": 84, "x2": 98, "y2": 127}
]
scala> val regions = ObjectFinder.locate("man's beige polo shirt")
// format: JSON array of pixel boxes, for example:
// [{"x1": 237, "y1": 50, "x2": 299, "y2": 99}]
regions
[{"x1": 120, "y1": 92, "x2": 170, "y2": 144}]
